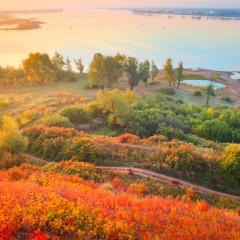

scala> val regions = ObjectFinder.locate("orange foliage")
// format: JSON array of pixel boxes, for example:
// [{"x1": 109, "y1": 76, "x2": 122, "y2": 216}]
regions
[
  {"x1": 0, "y1": 165, "x2": 240, "y2": 239},
  {"x1": 117, "y1": 133, "x2": 140, "y2": 144}
]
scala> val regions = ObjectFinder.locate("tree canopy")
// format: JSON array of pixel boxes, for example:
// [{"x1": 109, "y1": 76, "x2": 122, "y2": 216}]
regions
[
  {"x1": 163, "y1": 58, "x2": 175, "y2": 87},
  {"x1": 89, "y1": 53, "x2": 123, "y2": 88},
  {"x1": 23, "y1": 52, "x2": 56, "y2": 85},
  {"x1": 176, "y1": 62, "x2": 184, "y2": 89},
  {"x1": 151, "y1": 60, "x2": 159, "y2": 85},
  {"x1": 123, "y1": 57, "x2": 139, "y2": 90},
  {"x1": 138, "y1": 60, "x2": 150, "y2": 87},
  {"x1": 74, "y1": 58, "x2": 84, "y2": 74}
]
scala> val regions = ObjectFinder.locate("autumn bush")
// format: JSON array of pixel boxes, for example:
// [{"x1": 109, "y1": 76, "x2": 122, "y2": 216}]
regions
[
  {"x1": 117, "y1": 133, "x2": 140, "y2": 144},
  {"x1": 43, "y1": 160, "x2": 101, "y2": 181},
  {"x1": 22, "y1": 126, "x2": 107, "y2": 163},
  {"x1": 0, "y1": 151, "x2": 26, "y2": 170},
  {"x1": 221, "y1": 144, "x2": 240, "y2": 188},
  {"x1": 143, "y1": 135, "x2": 168, "y2": 146},
  {"x1": 0, "y1": 98, "x2": 10, "y2": 109},
  {"x1": 0, "y1": 165, "x2": 240, "y2": 239}
]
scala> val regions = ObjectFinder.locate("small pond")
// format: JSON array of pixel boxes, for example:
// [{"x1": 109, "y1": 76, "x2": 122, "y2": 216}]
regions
[
  {"x1": 182, "y1": 80, "x2": 226, "y2": 89},
  {"x1": 230, "y1": 72, "x2": 240, "y2": 80}
]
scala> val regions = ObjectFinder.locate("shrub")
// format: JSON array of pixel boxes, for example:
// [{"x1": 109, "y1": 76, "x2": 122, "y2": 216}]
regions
[
  {"x1": 166, "y1": 96, "x2": 174, "y2": 101},
  {"x1": 221, "y1": 96, "x2": 233, "y2": 103},
  {"x1": 156, "y1": 123, "x2": 188, "y2": 141},
  {"x1": 0, "y1": 115, "x2": 29, "y2": 154},
  {"x1": 6, "y1": 167, "x2": 28, "y2": 181},
  {"x1": 0, "y1": 152, "x2": 26, "y2": 169},
  {"x1": 159, "y1": 87, "x2": 175, "y2": 95},
  {"x1": 59, "y1": 105, "x2": 92, "y2": 125},
  {"x1": 193, "y1": 90, "x2": 202, "y2": 96},
  {"x1": 87, "y1": 101, "x2": 103, "y2": 117},
  {"x1": 221, "y1": 144, "x2": 240, "y2": 188},
  {"x1": 68, "y1": 137, "x2": 108, "y2": 164},
  {"x1": 43, "y1": 160, "x2": 100, "y2": 181},
  {"x1": 176, "y1": 99, "x2": 184, "y2": 104},
  {"x1": 0, "y1": 98, "x2": 9, "y2": 109},
  {"x1": 143, "y1": 135, "x2": 168, "y2": 146},
  {"x1": 117, "y1": 133, "x2": 140, "y2": 144},
  {"x1": 42, "y1": 115, "x2": 74, "y2": 128}
]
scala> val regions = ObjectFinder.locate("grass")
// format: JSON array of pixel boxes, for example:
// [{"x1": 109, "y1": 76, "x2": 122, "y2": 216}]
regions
[
  {"x1": 183, "y1": 73, "x2": 206, "y2": 80},
  {"x1": 173, "y1": 88, "x2": 233, "y2": 107}
]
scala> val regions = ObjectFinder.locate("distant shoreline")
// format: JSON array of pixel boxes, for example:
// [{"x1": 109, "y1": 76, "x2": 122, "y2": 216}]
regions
[
  {"x1": 130, "y1": 8, "x2": 240, "y2": 20},
  {"x1": 0, "y1": 9, "x2": 63, "y2": 14},
  {"x1": 0, "y1": 9, "x2": 62, "y2": 30}
]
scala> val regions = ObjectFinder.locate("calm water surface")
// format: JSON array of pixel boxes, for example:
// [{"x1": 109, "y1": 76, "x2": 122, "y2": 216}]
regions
[
  {"x1": 0, "y1": 9, "x2": 240, "y2": 71},
  {"x1": 182, "y1": 80, "x2": 226, "y2": 89}
]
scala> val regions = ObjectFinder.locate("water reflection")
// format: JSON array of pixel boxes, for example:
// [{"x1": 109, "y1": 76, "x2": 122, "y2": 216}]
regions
[
  {"x1": 182, "y1": 80, "x2": 226, "y2": 89},
  {"x1": 0, "y1": 9, "x2": 239, "y2": 71}
]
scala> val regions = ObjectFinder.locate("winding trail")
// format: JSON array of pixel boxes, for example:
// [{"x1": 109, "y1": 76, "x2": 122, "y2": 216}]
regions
[{"x1": 22, "y1": 153, "x2": 240, "y2": 201}]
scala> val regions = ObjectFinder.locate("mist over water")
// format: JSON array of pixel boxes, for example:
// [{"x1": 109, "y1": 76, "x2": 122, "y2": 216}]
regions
[{"x1": 0, "y1": 9, "x2": 239, "y2": 71}]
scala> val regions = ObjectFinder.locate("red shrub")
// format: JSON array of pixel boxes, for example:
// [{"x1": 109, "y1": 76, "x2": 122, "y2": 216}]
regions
[{"x1": 117, "y1": 133, "x2": 140, "y2": 144}]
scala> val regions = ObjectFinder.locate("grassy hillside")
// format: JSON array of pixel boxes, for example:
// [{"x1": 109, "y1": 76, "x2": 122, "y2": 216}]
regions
[{"x1": 1, "y1": 69, "x2": 240, "y2": 239}]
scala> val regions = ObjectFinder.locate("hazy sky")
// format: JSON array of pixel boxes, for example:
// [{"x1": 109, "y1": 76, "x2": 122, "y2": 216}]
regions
[{"x1": 1, "y1": 0, "x2": 240, "y2": 10}]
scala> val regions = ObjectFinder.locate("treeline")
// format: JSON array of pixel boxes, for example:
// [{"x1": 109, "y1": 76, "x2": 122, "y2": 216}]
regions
[
  {"x1": 0, "y1": 52, "x2": 84, "y2": 86},
  {"x1": 88, "y1": 53, "x2": 159, "y2": 90},
  {"x1": 0, "y1": 51, "x2": 161, "y2": 89}
]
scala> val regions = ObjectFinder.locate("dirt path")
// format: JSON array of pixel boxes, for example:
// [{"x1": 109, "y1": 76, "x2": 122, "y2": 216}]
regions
[
  {"x1": 22, "y1": 153, "x2": 240, "y2": 201},
  {"x1": 97, "y1": 166, "x2": 240, "y2": 200},
  {"x1": 23, "y1": 153, "x2": 49, "y2": 164}
]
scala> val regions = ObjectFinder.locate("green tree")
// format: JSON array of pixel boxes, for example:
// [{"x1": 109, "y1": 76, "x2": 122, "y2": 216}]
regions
[
  {"x1": 206, "y1": 81, "x2": 215, "y2": 105},
  {"x1": 66, "y1": 57, "x2": 72, "y2": 73},
  {"x1": 139, "y1": 60, "x2": 150, "y2": 87},
  {"x1": 52, "y1": 52, "x2": 65, "y2": 70},
  {"x1": 194, "y1": 119, "x2": 232, "y2": 143},
  {"x1": 89, "y1": 53, "x2": 122, "y2": 88},
  {"x1": 23, "y1": 52, "x2": 56, "y2": 85},
  {"x1": 176, "y1": 61, "x2": 184, "y2": 89},
  {"x1": 74, "y1": 58, "x2": 84, "y2": 74},
  {"x1": 163, "y1": 58, "x2": 175, "y2": 87},
  {"x1": 151, "y1": 60, "x2": 159, "y2": 86},
  {"x1": 114, "y1": 53, "x2": 126, "y2": 65},
  {"x1": 52, "y1": 52, "x2": 66, "y2": 81},
  {"x1": 123, "y1": 57, "x2": 139, "y2": 90},
  {"x1": 0, "y1": 116, "x2": 28, "y2": 154},
  {"x1": 221, "y1": 144, "x2": 240, "y2": 188},
  {"x1": 103, "y1": 55, "x2": 123, "y2": 87},
  {"x1": 126, "y1": 109, "x2": 163, "y2": 137}
]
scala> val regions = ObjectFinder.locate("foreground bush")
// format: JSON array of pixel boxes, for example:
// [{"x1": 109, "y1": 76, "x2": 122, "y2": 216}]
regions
[{"x1": 0, "y1": 165, "x2": 240, "y2": 239}]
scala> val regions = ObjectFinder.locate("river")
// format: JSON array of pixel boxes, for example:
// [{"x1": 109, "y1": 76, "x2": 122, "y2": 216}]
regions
[{"x1": 0, "y1": 8, "x2": 239, "y2": 71}]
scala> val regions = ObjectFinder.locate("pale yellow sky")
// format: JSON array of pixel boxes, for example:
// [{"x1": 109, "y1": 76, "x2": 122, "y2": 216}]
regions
[{"x1": 0, "y1": 0, "x2": 239, "y2": 10}]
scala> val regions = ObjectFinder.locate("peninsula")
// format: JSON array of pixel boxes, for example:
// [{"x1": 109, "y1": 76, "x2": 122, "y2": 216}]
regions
[{"x1": 0, "y1": 9, "x2": 62, "y2": 30}]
